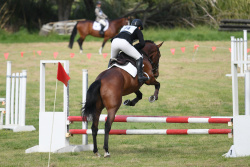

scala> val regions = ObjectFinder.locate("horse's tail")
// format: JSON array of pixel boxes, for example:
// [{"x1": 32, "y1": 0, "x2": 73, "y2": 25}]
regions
[
  {"x1": 68, "y1": 22, "x2": 78, "y2": 49},
  {"x1": 81, "y1": 80, "x2": 101, "y2": 121}
]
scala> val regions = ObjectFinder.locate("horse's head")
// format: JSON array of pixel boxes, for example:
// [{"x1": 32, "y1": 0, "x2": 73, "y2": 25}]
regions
[
  {"x1": 142, "y1": 41, "x2": 164, "y2": 78},
  {"x1": 121, "y1": 17, "x2": 129, "y2": 26}
]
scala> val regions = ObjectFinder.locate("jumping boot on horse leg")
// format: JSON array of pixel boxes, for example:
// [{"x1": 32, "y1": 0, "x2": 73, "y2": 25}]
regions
[
  {"x1": 99, "y1": 25, "x2": 105, "y2": 37},
  {"x1": 136, "y1": 57, "x2": 149, "y2": 83}
]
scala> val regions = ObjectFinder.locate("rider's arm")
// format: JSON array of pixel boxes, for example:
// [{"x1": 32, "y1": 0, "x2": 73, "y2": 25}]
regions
[
  {"x1": 95, "y1": 8, "x2": 107, "y2": 19},
  {"x1": 102, "y1": 12, "x2": 108, "y2": 19},
  {"x1": 134, "y1": 29, "x2": 145, "y2": 50}
]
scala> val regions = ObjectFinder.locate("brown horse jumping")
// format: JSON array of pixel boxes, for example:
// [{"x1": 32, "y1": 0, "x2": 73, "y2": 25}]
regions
[
  {"x1": 68, "y1": 17, "x2": 129, "y2": 54},
  {"x1": 81, "y1": 40, "x2": 163, "y2": 157}
]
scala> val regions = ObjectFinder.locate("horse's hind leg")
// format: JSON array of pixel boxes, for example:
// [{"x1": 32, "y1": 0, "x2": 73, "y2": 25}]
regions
[
  {"x1": 77, "y1": 37, "x2": 85, "y2": 53},
  {"x1": 124, "y1": 90, "x2": 142, "y2": 106},
  {"x1": 91, "y1": 119, "x2": 100, "y2": 157},
  {"x1": 91, "y1": 110, "x2": 102, "y2": 157},
  {"x1": 103, "y1": 110, "x2": 117, "y2": 158}
]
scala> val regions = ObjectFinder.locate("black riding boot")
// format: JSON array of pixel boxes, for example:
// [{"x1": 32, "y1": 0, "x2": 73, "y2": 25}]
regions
[
  {"x1": 136, "y1": 57, "x2": 149, "y2": 83},
  {"x1": 99, "y1": 25, "x2": 105, "y2": 36},
  {"x1": 108, "y1": 59, "x2": 111, "y2": 68}
]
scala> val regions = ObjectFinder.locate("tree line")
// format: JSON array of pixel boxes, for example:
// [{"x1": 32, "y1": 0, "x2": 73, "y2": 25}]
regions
[{"x1": 0, "y1": 0, "x2": 249, "y2": 32}]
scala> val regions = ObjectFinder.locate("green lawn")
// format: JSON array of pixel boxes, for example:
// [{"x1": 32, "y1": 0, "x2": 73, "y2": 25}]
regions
[
  {"x1": 0, "y1": 26, "x2": 245, "y2": 44},
  {"x1": 0, "y1": 39, "x2": 249, "y2": 166}
]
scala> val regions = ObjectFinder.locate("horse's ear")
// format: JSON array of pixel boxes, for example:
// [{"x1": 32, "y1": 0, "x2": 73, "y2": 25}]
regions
[{"x1": 157, "y1": 41, "x2": 164, "y2": 48}]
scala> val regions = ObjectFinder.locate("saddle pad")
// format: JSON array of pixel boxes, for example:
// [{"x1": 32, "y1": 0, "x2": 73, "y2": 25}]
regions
[
  {"x1": 93, "y1": 21, "x2": 109, "y2": 31},
  {"x1": 108, "y1": 62, "x2": 137, "y2": 78}
]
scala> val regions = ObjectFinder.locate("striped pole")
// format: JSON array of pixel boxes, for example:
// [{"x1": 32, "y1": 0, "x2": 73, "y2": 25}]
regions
[
  {"x1": 69, "y1": 129, "x2": 232, "y2": 135},
  {"x1": 68, "y1": 115, "x2": 232, "y2": 124}
]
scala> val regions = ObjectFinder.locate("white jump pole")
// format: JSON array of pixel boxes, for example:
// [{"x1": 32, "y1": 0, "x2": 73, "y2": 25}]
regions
[
  {"x1": 231, "y1": 36, "x2": 239, "y2": 116},
  {"x1": 20, "y1": 70, "x2": 27, "y2": 126},
  {"x1": 240, "y1": 38, "x2": 243, "y2": 75},
  {"x1": 15, "y1": 73, "x2": 19, "y2": 125},
  {"x1": 244, "y1": 30, "x2": 248, "y2": 72},
  {"x1": 10, "y1": 73, "x2": 15, "y2": 124},
  {"x1": 5, "y1": 61, "x2": 11, "y2": 125},
  {"x1": 82, "y1": 69, "x2": 88, "y2": 145},
  {"x1": 245, "y1": 71, "x2": 250, "y2": 115},
  {"x1": 225, "y1": 30, "x2": 250, "y2": 157}
]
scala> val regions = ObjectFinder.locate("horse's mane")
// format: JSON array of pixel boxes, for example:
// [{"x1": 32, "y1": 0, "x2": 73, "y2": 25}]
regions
[
  {"x1": 145, "y1": 40, "x2": 155, "y2": 45},
  {"x1": 109, "y1": 17, "x2": 128, "y2": 23}
]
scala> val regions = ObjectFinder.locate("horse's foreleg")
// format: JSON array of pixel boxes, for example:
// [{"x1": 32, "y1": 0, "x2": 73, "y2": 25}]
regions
[
  {"x1": 124, "y1": 91, "x2": 142, "y2": 106},
  {"x1": 77, "y1": 37, "x2": 84, "y2": 54},
  {"x1": 145, "y1": 78, "x2": 160, "y2": 102},
  {"x1": 99, "y1": 38, "x2": 109, "y2": 55},
  {"x1": 154, "y1": 82, "x2": 160, "y2": 100},
  {"x1": 148, "y1": 81, "x2": 160, "y2": 103}
]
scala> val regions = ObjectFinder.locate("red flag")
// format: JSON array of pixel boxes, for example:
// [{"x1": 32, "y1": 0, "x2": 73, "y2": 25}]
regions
[
  {"x1": 170, "y1": 48, "x2": 175, "y2": 55},
  {"x1": 181, "y1": 47, "x2": 185, "y2": 53},
  {"x1": 194, "y1": 45, "x2": 199, "y2": 51},
  {"x1": 70, "y1": 53, "x2": 75, "y2": 58},
  {"x1": 57, "y1": 62, "x2": 70, "y2": 87},
  {"x1": 212, "y1": 47, "x2": 216, "y2": 51},
  {"x1": 103, "y1": 53, "x2": 108, "y2": 59},
  {"x1": 21, "y1": 52, "x2": 24, "y2": 57},
  {"x1": 37, "y1": 50, "x2": 42, "y2": 55},
  {"x1": 54, "y1": 52, "x2": 58, "y2": 59},
  {"x1": 229, "y1": 48, "x2": 231, "y2": 52},
  {"x1": 87, "y1": 53, "x2": 91, "y2": 59},
  {"x1": 4, "y1": 53, "x2": 9, "y2": 59},
  {"x1": 248, "y1": 48, "x2": 250, "y2": 53}
]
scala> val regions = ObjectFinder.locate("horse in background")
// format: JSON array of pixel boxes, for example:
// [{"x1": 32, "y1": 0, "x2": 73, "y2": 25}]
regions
[{"x1": 68, "y1": 17, "x2": 129, "y2": 54}]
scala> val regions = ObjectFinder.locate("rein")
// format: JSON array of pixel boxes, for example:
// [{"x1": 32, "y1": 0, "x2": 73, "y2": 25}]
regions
[{"x1": 141, "y1": 49, "x2": 159, "y2": 75}]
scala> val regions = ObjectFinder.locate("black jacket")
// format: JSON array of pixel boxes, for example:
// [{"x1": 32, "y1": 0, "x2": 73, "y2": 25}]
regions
[{"x1": 113, "y1": 25, "x2": 145, "y2": 50}]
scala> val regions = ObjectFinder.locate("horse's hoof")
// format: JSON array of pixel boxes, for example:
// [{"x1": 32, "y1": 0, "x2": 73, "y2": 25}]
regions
[
  {"x1": 123, "y1": 100, "x2": 131, "y2": 106},
  {"x1": 80, "y1": 50, "x2": 83, "y2": 54},
  {"x1": 148, "y1": 95, "x2": 156, "y2": 103},
  {"x1": 94, "y1": 152, "x2": 101, "y2": 157},
  {"x1": 104, "y1": 152, "x2": 110, "y2": 158},
  {"x1": 99, "y1": 48, "x2": 102, "y2": 55}
]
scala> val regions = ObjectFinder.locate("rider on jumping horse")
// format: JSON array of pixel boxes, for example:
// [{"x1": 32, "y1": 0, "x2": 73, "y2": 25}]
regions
[
  {"x1": 95, "y1": 1, "x2": 108, "y2": 36},
  {"x1": 109, "y1": 19, "x2": 149, "y2": 83}
]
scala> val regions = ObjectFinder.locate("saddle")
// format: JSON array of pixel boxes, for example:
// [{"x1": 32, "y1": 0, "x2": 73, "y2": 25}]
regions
[
  {"x1": 108, "y1": 50, "x2": 148, "y2": 78},
  {"x1": 110, "y1": 52, "x2": 137, "y2": 67},
  {"x1": 92, "y1": 21, "x2": 109, "y2": 31},
  {"x1": 108, "y1": 52, "x2": 138, "y2": 77}
]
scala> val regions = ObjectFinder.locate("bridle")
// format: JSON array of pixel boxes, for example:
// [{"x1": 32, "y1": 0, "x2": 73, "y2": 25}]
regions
[{"x1": 141, "y1": 48, "x2": 160, "y2": 75}]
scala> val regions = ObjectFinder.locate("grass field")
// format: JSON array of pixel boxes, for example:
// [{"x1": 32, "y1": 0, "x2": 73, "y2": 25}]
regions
[
  {"x1": 0, "y1": 39, "x2": 250, "y2": 166},
  {"x1": 0, "y1": 26, "x2": 245, "y2": 43}
]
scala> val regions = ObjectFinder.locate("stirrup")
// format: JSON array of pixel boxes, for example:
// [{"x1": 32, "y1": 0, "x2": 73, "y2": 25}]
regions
[
  {"x1": 99, "y1": 31, "x2": 104, "y2": 35},
  {"x1": 138, "y1": 75, "x2": 149, "y2": 83},
  {"x1": 139, "y1": 76, "x2": 148, "y2": 81}
]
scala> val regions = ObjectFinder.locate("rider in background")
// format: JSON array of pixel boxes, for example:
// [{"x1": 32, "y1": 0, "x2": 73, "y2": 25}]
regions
[
  {"x1": 110, "y1": 19, "x2": 148, "y2": 83},
  {"x1": 95, "y1": 1, "x2": 108, "y2": 36}
]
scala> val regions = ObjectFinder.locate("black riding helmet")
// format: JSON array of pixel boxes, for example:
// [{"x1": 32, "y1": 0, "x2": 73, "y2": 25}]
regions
[{"x1": 131, "y1": 19, "x2": 143, "y2": 30}]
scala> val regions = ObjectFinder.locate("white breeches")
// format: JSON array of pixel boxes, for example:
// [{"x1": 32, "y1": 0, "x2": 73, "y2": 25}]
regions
[
  {"x1": 99, "y1": 19, "x2": 107, "y2": 26},
  {"x1": 111, "y1": 38, "x2": 142, "y2": 60}
]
